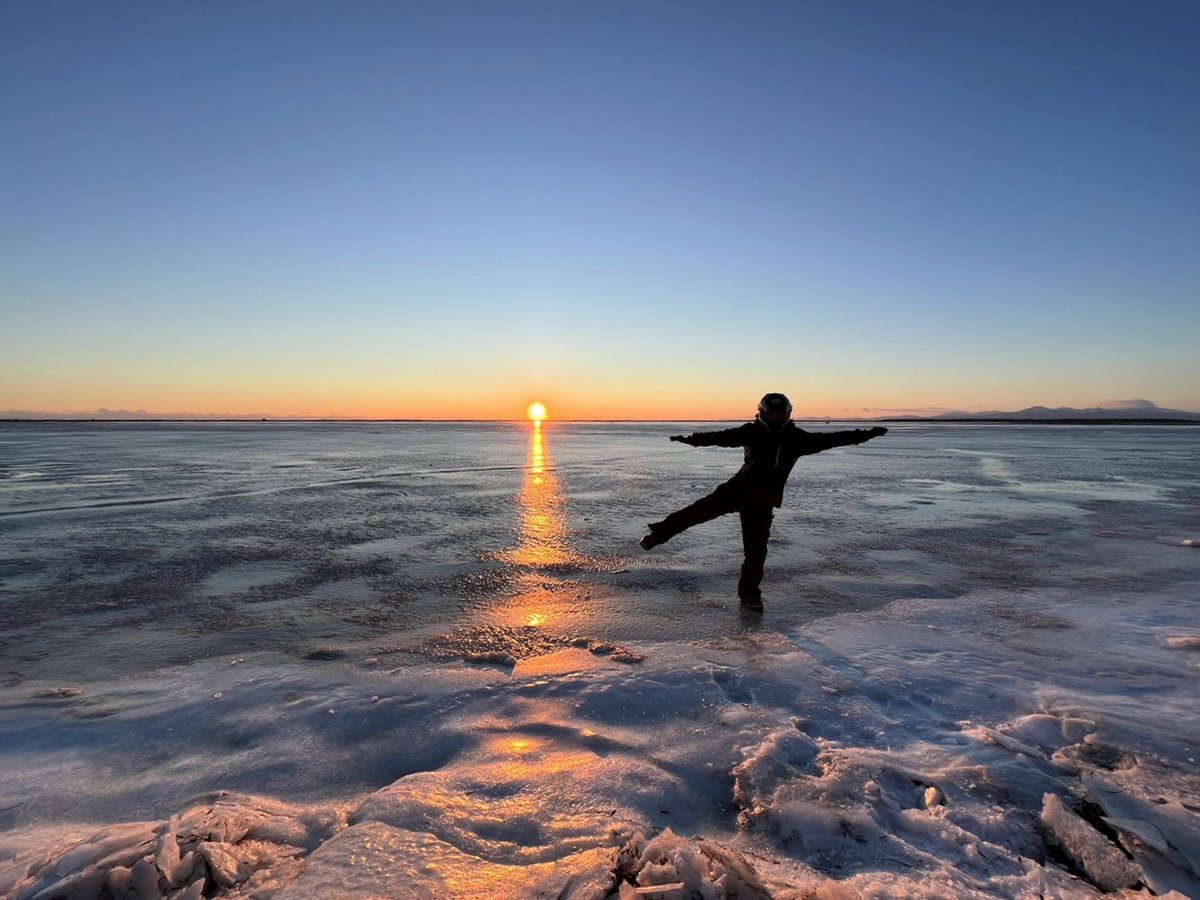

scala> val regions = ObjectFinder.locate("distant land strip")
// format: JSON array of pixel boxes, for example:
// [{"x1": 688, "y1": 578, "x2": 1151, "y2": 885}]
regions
[{"x1": 875, "y1": 417, "x2": 1200, "y2": 426}]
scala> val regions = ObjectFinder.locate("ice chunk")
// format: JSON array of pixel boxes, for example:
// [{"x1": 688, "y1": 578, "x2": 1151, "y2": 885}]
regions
[
  {"x1": 169, "y1": 850, "x2": 200, "y2": 887},
  {"x1": 198, "y1": 841, "x2": 249, "y2": 888},
  {"x1": 3, "y1": 794, "x2": 343, "y2": 900},
  {"x1": 26, "y1": 865, "x2": 107, "y2": 900},
  {"x1": 731, "y1": 728, "x2": 821, "y2": 815},
  {"x1": 1040, "y1": 792, "x2": 1141, "y2": 891},
  {"x1": 104, "y1": 865, "x2": 132, "y2": 894},
  {"x1": 619, "y1": 828, "x2": 770, "y2": 900},
  {"x1": 1083, "y1": 775, "x2": 1200, "y2": 888},
  {"x1": 171, "y1": 877, "x2": 206, "y2": 900},
  {"x1": 131, "y1": 856, "x2": 164, "y2": 899},
  {"x1": 1163, "y1": 635, "x2": 1200, "y2": 650},
  {"x1": 153, "y1": 816, "x2": 180, "y2": 883},
  {"x1": 237, "y1": 856, "x2": 308, "y2": 896},
  {"x1": 178, "y1": 792, "x2": 341, "y2": 850},
  {"x1": 624, "y1": 883, "x2": 684, "y2": 896},
  {"x1": 963, "y1": 725, "x2": 1046, "y2": 760},
  {"x1": 998, "y1": 713, "x2": 1096, "y2": 753},
  {"x1": 922, "y1": 785, "x2": 946, "y2": 809},
  {"x1": 53, "y1": 823, "x2": 156, "y2": 876}
]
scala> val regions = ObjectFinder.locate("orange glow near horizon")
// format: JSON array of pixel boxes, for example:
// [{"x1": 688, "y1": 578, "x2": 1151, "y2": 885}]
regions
[
  {"x1": 11, "y1": 380, "x2": 970, "y2": 421},
  {"x1": 14, "y1": 385, "x2": 1029, "y2": 422}
]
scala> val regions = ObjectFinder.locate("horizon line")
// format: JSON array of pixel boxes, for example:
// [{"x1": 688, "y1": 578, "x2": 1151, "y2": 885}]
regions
[{"x1": 4, "y1": 415, "x2": 1199, "y2": 426}]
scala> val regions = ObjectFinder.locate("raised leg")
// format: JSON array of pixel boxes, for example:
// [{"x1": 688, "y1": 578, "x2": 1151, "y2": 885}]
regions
[{"x1": 648, "y1": 480, "x2": 741, "y2": 543}]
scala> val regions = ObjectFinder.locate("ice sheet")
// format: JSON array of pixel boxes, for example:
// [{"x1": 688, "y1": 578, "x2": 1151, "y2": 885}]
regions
[
  {"x1": 4, "y1": 581, "x2": 1200, "y2": 897},
  {"x1": 2, "y1": 422, "x2": 1199, "y2": 897}
]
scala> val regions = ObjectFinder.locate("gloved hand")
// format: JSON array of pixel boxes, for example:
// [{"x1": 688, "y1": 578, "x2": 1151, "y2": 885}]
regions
[
  {"x1": 868, "y1": 426, "x2": 888, "y2": 437},
  {"x1": 669, "y1": 435, "x2": 689, "y2": 443}
]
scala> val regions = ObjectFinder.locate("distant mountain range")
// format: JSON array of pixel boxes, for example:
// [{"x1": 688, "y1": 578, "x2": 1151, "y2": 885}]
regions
[{"x1": 915, "y1": 402, "x2": 1200, "y2": 422}]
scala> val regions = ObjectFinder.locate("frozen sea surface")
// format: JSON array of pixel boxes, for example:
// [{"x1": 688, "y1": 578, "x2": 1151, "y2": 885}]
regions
[{"x1": 1, "y1": 421, "x2": 1198, "y2": 898}]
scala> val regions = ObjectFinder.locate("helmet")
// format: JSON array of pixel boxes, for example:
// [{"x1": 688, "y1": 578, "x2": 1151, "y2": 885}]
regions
[{"x1": 756, "y1": 393, "x2": 793, "y2": 431}]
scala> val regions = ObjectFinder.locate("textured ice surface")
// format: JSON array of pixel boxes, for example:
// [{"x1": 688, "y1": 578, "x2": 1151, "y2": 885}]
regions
[
  {"x1": 2, "y1": 422, "x2": 1199, "y2": 896},
  {"x1": 1040, "y1": 792, "x2": 1141, "y2": 891}
]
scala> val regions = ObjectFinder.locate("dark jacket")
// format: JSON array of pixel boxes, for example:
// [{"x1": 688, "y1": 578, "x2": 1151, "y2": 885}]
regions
[{"x1": 677, "y1": 421, "x2": 883, "y2": 507}]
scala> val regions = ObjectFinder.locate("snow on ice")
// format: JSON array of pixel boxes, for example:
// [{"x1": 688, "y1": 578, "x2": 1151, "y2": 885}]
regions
[{"x1": 4, "y1": 583, "x2": 1200, "y2": 898}]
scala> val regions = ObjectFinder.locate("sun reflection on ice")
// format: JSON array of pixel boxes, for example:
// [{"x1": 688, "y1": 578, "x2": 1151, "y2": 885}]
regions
[
  {"x1": 484, "y1": 418, "x2": 607, "y2": 640},
  {"x1": 506, "y1": 422, "x2": 578, "y2": 570}
]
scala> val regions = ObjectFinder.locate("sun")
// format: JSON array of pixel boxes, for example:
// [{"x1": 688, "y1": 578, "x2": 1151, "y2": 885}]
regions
[{"x1": 527, "y1": 402, "x2": 547, "y2": 422}]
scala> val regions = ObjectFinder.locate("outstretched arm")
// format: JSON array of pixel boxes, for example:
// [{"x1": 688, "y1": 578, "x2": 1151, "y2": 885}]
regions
[
  {"x1": 793, "y1": 426, "x2": 887, "y2": 455},
  {"x1": 669, "y1": 424, "x2": 754, "y2": 448}
]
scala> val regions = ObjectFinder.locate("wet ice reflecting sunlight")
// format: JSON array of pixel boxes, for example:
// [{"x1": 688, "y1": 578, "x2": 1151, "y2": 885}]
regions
[
  {"x1": 507, "y1": 421, "x2": 577, "y2": 568},
  {"x1": 485, "y1": 422, "x2": 597, "y2": 639}
]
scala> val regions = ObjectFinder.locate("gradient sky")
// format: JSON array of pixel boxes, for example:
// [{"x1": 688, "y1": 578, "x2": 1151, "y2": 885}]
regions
[{"x1": 3, "y1": 1, "x2": 1197, "y2": 419}]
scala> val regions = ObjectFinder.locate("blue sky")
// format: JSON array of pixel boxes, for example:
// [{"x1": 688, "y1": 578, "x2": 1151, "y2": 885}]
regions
[{"x1": 2, "y1": 1, "x2": 1197, "y2": 418}]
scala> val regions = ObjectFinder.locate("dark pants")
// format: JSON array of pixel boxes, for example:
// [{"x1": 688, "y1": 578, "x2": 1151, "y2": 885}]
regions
[{"x1": 649, "y1": 478, "x2": 774, "y2": 598}]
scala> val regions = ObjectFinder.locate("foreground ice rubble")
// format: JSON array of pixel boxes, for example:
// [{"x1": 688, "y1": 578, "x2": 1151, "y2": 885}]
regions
[
  {"x1": 0, "y1": 794, "x2": 341, "y2": 899},
  {"x1": 4, "y1": 587, "x2": 1200, "y2": 898}
]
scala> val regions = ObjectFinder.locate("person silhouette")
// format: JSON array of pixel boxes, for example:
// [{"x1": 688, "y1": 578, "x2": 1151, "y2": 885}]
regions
[{"x1": 639, "y1": 393, "x2": 887, "y2": 610}]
